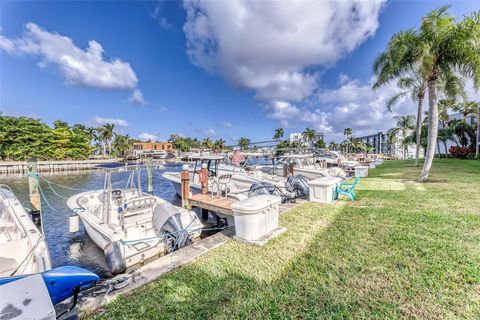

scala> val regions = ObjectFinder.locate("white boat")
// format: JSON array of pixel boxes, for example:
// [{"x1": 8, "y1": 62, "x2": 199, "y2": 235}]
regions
[
  {"x1": 142, "y1": 150, "x2": 167, "y2": 159},
  {"x1": 67, "y1": 165, "x2": 203, "y2": 275},
  {"x1": 162, "y1": 155, "x2": 289, "y2": 200},
  {"x1": 0, "y1": 184, "x2": 51, "y2": 277},
  {"x1": 260, "y1": 154, "x2": 348, "y2": 179},
  {"x1": 314, "y1": 150, "x2": 360, "y2": 168}
]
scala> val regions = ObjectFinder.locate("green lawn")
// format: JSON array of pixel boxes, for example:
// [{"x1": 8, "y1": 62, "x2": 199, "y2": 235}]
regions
[{"x1": 89, "y1": 159, "x2": 480, "y2": 319}]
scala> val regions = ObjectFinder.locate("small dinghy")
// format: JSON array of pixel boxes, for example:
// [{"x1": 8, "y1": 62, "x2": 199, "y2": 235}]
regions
[
  {"x1": 0, "y1": 266, "x2": 98, "y2": 320},
  {"x1": 67, "y1": 165, "x2": 203, "y2": 275},
  {"x1": 0, "y1": 184, "x2": 51, "y2": 277}
]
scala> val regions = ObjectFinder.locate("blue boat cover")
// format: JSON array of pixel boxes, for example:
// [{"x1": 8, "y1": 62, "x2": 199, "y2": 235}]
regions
[{"x1": 0, "y1": 266, "x2": 99, "y2": 305}]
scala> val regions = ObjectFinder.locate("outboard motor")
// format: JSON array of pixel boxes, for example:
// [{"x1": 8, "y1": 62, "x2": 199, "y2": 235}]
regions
[
  {"x1": 286, "y1": 175, "x2": 310, "y2": 198},
  {"x1": 153, "y1": 203, "x2": 192, "y2": 253},
  {"x1": 105, "y1": 242, "x2": 127, "y2": 275},
  {"x1": 248, "y1": 182, "x2": 283, "y2": 198}
]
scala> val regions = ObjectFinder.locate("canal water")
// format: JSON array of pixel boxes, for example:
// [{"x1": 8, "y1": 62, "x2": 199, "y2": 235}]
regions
[{"x1": 0, "y1": 164, "x2": 183, "y2": 278}]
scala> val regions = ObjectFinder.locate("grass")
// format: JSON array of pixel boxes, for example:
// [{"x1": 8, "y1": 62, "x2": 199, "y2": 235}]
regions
[{"x1": 88, "y1": 159, "x2": 480, "y2": 319}]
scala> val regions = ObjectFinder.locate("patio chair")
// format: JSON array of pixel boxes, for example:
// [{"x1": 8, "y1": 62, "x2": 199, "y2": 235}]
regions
[{"x1": 335, "y1": 175, "x2": 360, "y2": 201}]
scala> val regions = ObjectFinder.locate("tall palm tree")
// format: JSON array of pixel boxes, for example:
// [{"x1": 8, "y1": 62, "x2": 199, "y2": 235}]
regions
[
  {"x1": 99, "y1": 123, "x2": 115, "y2": 157},
  {"x1": 390, "y1": 115, "x2": 416, "y2": 159},
  {"x1": 386, "y1": 128, "x2": 398, "y2": 157},
  {"x1": 437, "y1": 99, "x2": 453, "y2": 157},
  {"x1": 383, "y1": 72, "x2": 427, "y2": 166},
  {"x1": 273, "y1": 128, "x2": 284, "y2": 140},
  {"x1": 238, "y1": 137, "x2": 250, "y2": 151},
  {"x1": 373, "y1": 6, "x2": 480, "y2": 181},
  {"x1": 301, "y1": 128, "x2": 316, "y2": 146},
  {"x1": 343, "y1": 128, "x2": 352, "y2": 154}
]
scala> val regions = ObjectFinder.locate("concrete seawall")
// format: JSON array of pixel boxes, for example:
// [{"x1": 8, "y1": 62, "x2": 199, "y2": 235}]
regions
[{"x1": 0, "y1": 159, "x2": 124, "y2": 175}]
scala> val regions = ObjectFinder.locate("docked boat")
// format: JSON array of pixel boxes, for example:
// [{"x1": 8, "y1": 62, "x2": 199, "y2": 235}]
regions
[
  {"x1": 314, "y1": 150, "x2": 360, "y2": 168},
  {"x1": 0, "y1": 265, "x2": 98, "y2": 320},
  {"x1": 67, "y1": 165, "x2": 203, "y2": 275},
  {"x1": 260, "y1": 154, "x2": 347, "y2": 179},
  {"x1": 0, "y1": 184, "x2": 51, "y2": 277},
  {"x1": 162, "y1": 156, "x2": 312, "y2": 201},
  {"x1": 162, "y1": 156, "x2": 288, "y2": 200}
]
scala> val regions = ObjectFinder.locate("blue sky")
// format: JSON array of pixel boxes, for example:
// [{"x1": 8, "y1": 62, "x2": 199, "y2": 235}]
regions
[{"x1": 1, "y1": 1, "x2": 478, "y2": 143}]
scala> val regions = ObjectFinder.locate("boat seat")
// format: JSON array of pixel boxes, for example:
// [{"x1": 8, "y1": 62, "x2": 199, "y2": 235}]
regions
[
  {"x1": 0, "y1": 257, "x2": 19, "y2": 277},
  {"x1": 124, "y1": 197, "x2": 156, "y2": 216}
]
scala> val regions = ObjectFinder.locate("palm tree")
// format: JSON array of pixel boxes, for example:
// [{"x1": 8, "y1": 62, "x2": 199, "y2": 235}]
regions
[
  {"x1": 386, "y1": 128, "x2": 398, "y2": 157},
  {"x1": 343, "y1": 128, "x2": 352, "y2": 154},
  {"x1": 99, "y1": 123, "x2": 115, "y2": 157},
  {"x1": 112, "y1": 133, "x2": 133, "y2": 157},
  {"x1": 453, "y1": 100, "x2": 478, "y2": 120},
  {"x1": 201, "y1": 138, "x2": 213, "y2": 149},
  {"x1": 383, "y1": 72, "x2": 427, "y2": 166},
  {"x1": 213, "y1": 139, "x2": 226, "y2": 152},
  {"x1": 373, "y1": 6, "x2": 480, "y2": 181},
  {"x1": 437, "y1": 99, "x2": 453, "y2": 157},
  {"x1": 273, "y1": 128, "x2": 284, "y2": 140},
  {"x1": 238, "y1": 137, "x2": 250, "y2": 151},
  {"x1": 390, "y1": 115, "x2": 416, "y2": 159},
  {"x1": 301, "y1": 128, "x2": 316, "y2": 147}
]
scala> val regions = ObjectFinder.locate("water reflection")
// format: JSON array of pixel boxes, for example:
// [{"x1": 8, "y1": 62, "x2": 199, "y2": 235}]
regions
[{"x1": 0, "y1": 164, "x2": 182, "y2": 278}]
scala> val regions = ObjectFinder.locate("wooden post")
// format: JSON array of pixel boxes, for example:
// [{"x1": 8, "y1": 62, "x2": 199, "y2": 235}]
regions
[
  {"x1": 27, "y1": 157, "x2": 42, "y2": 228},
  {"x1": 283, "y1": 163, "x2": 288, "y2": 178},
  {"x1": 146, "y1": 154, "x2": 153, "y2": 194},
  {"x1": 289, "y1": 163, "x2": 294, "y2": 176},
  {"x1": 180, "y1": 164, "x2": 190, "y2": 209},
  {"x1": 200, "y1": 163, "x2": 209, "y2": 220},
  {"x1": 201, "y1": 163, "x2": 208, "y2": 194}
]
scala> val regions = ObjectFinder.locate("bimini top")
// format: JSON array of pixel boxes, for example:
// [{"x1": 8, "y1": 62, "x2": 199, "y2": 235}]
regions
[
  {"x1": 278, "y1": 154, "x2": 314, "y2": 159},
  {"x1": 96, "y1": 164, "x2": 163, "y2": 172},
  {"x1": 189, "y1": 155, "x2": 225, "y2": 161}
]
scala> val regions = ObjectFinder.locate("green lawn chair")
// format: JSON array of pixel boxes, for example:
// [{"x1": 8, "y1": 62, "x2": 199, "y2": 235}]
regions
[{"x1": 335, "y1": 175, "x2": 360, "y2": 201}]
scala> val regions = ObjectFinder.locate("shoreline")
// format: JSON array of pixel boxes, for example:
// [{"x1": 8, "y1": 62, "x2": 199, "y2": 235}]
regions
[{"x1": 0, "y1": 158, "x2": 184, "y2": 175}]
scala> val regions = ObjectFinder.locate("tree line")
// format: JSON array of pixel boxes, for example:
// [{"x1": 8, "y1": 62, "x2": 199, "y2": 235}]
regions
[{"x1": 0, "y1": 115, "x2": 134, "y2": 160}]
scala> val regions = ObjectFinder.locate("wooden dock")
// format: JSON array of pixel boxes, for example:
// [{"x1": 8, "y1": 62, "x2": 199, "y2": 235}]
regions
[
  {"x1": 189, "y1": 194, "x2": 236, "y2": 216},
  {"x1": 188, "y1": 193, "x2": 306, "y2": 217}
]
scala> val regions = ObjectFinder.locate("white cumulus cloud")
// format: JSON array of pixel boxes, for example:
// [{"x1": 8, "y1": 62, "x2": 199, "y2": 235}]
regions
[
  {"x1": 92, "y1": 116, "x2": 129, "y2": 127},
  {"x1": 267, "y1": 74, "x2": 420, "y2": 142},
  {"x1": 129, "y1": 88, "x2": 147, "y2": 105},
  {"x1": 183, "y1": 0, "x2": 385, "y2": 103},
  {"x1": 139, "y1": 132, "x2": 159, "y2": 141},
  {"x1": 1, "y1": 23, "x2": 138, "y2": 90}
]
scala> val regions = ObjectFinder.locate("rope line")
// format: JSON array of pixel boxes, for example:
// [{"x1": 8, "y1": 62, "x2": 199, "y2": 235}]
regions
[{"x1": 40, "y1": 176, "x2": 89, "y2": 192}]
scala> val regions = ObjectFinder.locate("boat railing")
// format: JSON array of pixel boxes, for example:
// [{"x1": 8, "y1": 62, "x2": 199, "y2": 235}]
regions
[{"x1": 0, "y1": 184, "x2": 27, "y2": 238}]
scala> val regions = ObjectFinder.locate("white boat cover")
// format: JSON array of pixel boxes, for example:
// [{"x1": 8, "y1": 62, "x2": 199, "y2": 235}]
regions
[{"x1": 0, "y1": 274, "x2": 55, "y2": 320}]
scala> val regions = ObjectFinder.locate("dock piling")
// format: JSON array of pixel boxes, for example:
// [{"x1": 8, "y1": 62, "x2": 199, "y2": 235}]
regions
[
  {"x1": 147, "y1": 154, "x2": 153, "y2": 194},
  {"x1": 181, "y1": 164, "x2": 190, "y2": 209},
  {"x1": 201, "y1": 163, "x2": 208, "y2": 194},
  {"x1": 27, "y1": 157, "x2": 42, "y2": 228}
]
